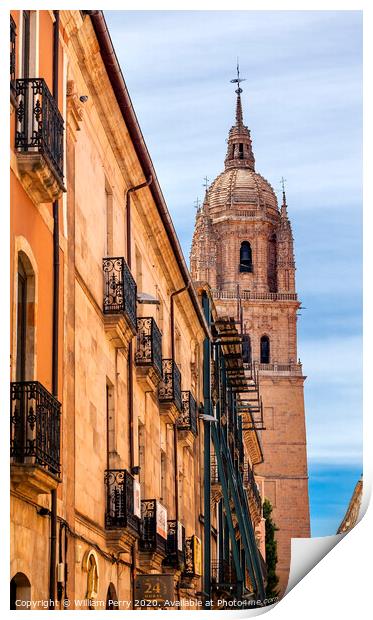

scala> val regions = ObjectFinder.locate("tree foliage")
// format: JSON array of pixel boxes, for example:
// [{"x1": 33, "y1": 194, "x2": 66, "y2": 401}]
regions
[{"x1": 263, "y1": 498, "x2": 280, "y2": 598}]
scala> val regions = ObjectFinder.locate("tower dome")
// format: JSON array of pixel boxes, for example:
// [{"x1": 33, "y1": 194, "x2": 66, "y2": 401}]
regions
[
  {"x1": 190, "y1": 76, "x2": 295, "y2": 294},
  {"x1": 204, "y1": 84, "x2": 278, "y2": 219}
]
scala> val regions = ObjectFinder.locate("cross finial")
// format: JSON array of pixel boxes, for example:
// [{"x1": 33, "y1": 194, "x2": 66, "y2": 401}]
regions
[
  {"x1": 280, "y1": 176, "x2": 288, "y2": 215},
  {"x1": 203, "y1": 176, "x2": 209, "y2": 192},
  {"x1": 194, "y1": 197, "x2": 201, "y2": 211},
  {"x1": 230, "y1": 58, "x2": 246, "y2": 94}
]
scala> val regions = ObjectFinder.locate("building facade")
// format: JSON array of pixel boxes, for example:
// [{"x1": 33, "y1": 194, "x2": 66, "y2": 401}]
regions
[
  {"x1": 10, "y1": 10, "x2": 267, "y2": 610},
  {"x1": 337, "y1": 476, "x2": 363, "y2": 534},
  {"x1": 190, "y1": 83, "x2": 311, "y2": 594}
]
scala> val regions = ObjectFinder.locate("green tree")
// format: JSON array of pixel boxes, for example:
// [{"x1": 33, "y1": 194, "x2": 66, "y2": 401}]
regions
[{"x1": 263, "y1": 498, "x2": 280, "y2": 598}]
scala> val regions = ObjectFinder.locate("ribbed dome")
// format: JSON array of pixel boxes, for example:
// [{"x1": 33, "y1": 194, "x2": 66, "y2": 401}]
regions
[
  {"x1": 203, "y1": 88, "x2": 279, "y2": 218},
  {"x1": 206, "y1": 167, "x2": 278, "y2": 215}
]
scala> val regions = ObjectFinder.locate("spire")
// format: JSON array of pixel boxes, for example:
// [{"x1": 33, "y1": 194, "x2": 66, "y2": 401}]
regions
[
  {"x1": 280, "y1": 176, "x2": 288, "y2": 218},
  {"x1": 232, "y1": 61, "x2": 244, "y2": 126},
  {"x1": 235, "y1": 90, "x2": 243, "y2": 126},
  {"x1": 225, "y1": 61, "x2": 255, "y2": 171}
]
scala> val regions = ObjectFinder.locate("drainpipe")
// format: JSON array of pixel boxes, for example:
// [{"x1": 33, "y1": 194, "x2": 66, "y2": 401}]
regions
[
  {"x1": 50, "y1": 9, "x2": 59, "y2": 610},
  {"x1": 125, "y1": 176, "x2": 152, "y2": 609},
  {"x1": 125, "y1": 176, "x2": 152, "y2": 469},
  {"x1": 170, "y1": 283, "x2": 190, "y2": 528},
  {"x1": 202, "y1": 292, "x2": 211, "y2": 606}
]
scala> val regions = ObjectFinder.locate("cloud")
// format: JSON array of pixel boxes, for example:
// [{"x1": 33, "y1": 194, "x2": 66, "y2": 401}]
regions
[{"x1": 104, "y1": 10, "x2": 362, "y2": 520}]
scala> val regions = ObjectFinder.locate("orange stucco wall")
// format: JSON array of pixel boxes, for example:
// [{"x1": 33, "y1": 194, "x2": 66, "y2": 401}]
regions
[
  {"x1": 10, "y1": 177, "x2": 65, "y2": 404},
  {"x1": 39, "y1": 11, "x2": 54, "y2": 92},
  {"x1": 10, "y1": 10, "x2": 65, "y2": 403}
]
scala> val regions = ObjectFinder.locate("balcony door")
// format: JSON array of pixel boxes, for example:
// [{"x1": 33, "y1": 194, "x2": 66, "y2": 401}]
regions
[
  {"x1": 22, "y1": 10, "x2": 31, "y2": 79},
  {"x1": 16, "y1": 258, "x2": 27, "y2": 382},
  {"x1": 15, "y1": 251, "x2": 35, "y2": 383}
]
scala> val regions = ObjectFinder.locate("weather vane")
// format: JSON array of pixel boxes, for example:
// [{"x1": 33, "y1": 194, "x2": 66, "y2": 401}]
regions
[{"x1": 230, "y1": 58, "x2": 246, "y2": 94}]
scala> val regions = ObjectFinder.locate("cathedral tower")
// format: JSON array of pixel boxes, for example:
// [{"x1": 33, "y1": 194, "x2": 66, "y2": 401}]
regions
[{"x1": 190, "y1": 77, "x2": 310, "y2": 594}]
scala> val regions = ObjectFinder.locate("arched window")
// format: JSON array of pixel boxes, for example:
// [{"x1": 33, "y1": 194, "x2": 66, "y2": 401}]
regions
[
  {"x1": 16, "y1": 251, "x2": 36, "y2": 381},
  {"x1": 83, "y1": 549, "x2": 99, "y2": 605},
  {"x1": 10, "y1": 572, "x2": 31, "y2": 609},
  {"x1": 106, "y1": 583, "x2": 118, "y2": 610},
  {"x1": 242, "y1": 335, "x2": 251, "y2": 364},
  {"x1": 239, "y1": 241, "x2": 253, "y2": 273},
  {"x1": 260, "y1": 336, "x2": 270, "y2": 364}
]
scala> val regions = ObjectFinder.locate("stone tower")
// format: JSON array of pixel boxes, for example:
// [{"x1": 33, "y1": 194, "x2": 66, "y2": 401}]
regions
[{"x1": 190, "y1": 82, "x2": 310, "y2": 594}]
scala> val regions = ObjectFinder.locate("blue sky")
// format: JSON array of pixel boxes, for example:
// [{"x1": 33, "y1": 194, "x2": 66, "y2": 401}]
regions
[{"x1": 105, "y1": 10, "x2": 363, "y2": 537}]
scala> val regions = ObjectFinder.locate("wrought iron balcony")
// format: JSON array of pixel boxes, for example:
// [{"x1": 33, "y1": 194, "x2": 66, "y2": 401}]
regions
[
  {"x1": 135, "y1": 317, "x2": 162, "y2": 378},
  {"x1": 10, "y1": 15, "x2": 16, "y2": 92},
  {"x1": 103, "y1": 257, "x2": 137, "y2": 334},
  {"x1": 158, "y1": 359, "x2": 182, "y2": 413},
  {"x1": 10, "y1": 381, "x2": 61, "y2": 477},
  {"x1": 178, "y1": 391, "x2": 198, "y2": 436},
  {"x1": 164, "y1": 520, "x2": 185, "y2": 568},
  {"x1": 104, "y1": 469, "x2": 140, "y2": 535},
  {"x1": 211, "y1": 559, "x2": 237, "y2": 588},
  {"x1": 139, "y1": 499, "x2": 167, "y2": 555},
  {"x1": 15, "y1": 78, "x2": 64, "y2": 197}
]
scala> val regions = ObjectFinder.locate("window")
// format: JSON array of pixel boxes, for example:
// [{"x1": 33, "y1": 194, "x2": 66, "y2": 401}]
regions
[
  {"x1": 239, "y1": 143, "x2": 244, "y2": 159},
  {"x1": 135, "y1": 246, "x2": 143, "y2": 293},
  {"x1": 106, "y1": 381, "x2": 114, "y2": 468},
  {"x1": 10, "y1": 15, "x2": 16, "y2": 85},
  {"x1": 84, "y1": 550, "x2": 99, "y2": 605},
  {"x1": 16, "y1": 252, "x2": 35, "y2": 381},
  {"x1": 160, "y1": 450, "x2": 166, "y2": 504},
  {"x1": 260, "y1": 336, "x2": 270, "y2": 364},
  {"x1": 10, "y1": 573, "x2": 31, "y2": 610},
  {"x1": 105, "y1": 183, "x2": 113, "y2": 256},
  {"x1": 106, "y1": 583, "x2": 118, "y2": 610},
  {"x1": 242, "y1": 335, "x2": 251, "y2": 364},
  {"x1": 138, "y1": 421, "x2": 145, "y2": 494},
  {"x1": 22, "y1": 11, "x2": 30, "y2": 78},
  {"x1": 16, "y1": 258, "x2": 27, "y2": 381},
  {"x1": 239, "y1": 241, "x2": 253, "y2": 273}
]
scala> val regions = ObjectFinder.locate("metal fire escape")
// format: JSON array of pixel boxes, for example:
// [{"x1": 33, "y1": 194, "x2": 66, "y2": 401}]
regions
[{"x1": 202, "y1": 291, "x2": 266, "y2": 604}]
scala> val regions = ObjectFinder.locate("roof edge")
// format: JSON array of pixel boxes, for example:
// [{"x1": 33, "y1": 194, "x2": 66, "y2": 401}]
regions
[{"x1": 85, "y1": 11, "x2": 210, "y2": 339}]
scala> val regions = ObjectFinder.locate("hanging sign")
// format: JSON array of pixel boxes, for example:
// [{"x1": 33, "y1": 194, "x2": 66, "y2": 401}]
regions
[
  {"x1": 156, "y1": 501, "x2": 167, "y2": 539},
  {"x1": 177, "y1": 521, "x2": 184, "y2": 552},
  {"x1": 193, "y1": 535, "x2": 202, "y2": 576},
  {"x1": 133, "y1": 480, "x2": 141, "y2": 518}
]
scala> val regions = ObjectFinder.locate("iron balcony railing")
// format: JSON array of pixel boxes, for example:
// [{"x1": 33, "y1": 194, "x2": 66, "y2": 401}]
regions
[
  {"x1": 211, "y1": 453, "x2": 219, "y2": 485},
  {"x1": 10, "y1": 15, "x2": 16, "y2": 90},
  {"x1": 104, "y1": 469, "x2": 140, "y2": 534},
  {"x1": 103, "y1": 257, "x2": 137, "y2": 332},
  {"x1": 178, "y1": 391, "x2": 198, "y2": 435},
  {"x1": 211, "y1": 559, "x2": 237, "y2": 587},
  {"x1": 165, "y1": 520, "x2": 185, "y2": 568},
  {"x1": 139, "y1": 499, "x2": 167, "y2": 554},
  {"x1": 247, "y1": 464, "x2": 262, "y2": 514},
  {"x1": 15, "y1": 78, "x2": 64, "y2": 187},
  {"x1": 135, "y1": 317, "x2": 162, "y2": 377},
  {"x1": 158, "y1": 359, "x2": 182, "y2": 412},
  {"x1": 10, "y1": 381, "x2": 61, "y2": 476}
]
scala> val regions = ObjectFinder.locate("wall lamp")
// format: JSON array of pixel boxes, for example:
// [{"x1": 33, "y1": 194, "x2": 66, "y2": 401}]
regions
[
  {"x1": 198, "y1": 414, "x2": 217, "y2": 423},
  {"x1": 137, "y1": 292, "x2": 160, "y2": 305}
]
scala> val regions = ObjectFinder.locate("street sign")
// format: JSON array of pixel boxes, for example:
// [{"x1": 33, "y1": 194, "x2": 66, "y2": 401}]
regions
[{"x1": 135, "y1": 574, "x2": 174, "y2": 607}]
